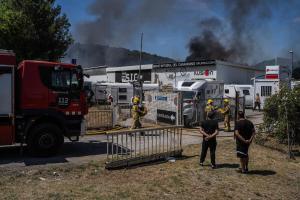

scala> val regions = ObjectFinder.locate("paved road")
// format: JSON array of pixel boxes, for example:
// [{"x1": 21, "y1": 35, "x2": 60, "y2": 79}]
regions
[{"x1": 0, "y1": 109, "x2": 263, "y2": 169}]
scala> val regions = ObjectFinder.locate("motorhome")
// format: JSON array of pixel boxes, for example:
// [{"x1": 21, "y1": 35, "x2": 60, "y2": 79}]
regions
[
  {"x1": 224, "y1": 85, "x2": 254, "y2": 108},
  {"x1": 176, "y1": 80, "x2": 224, "y2": 127},
  {"x1": 89, "y1": 82, "x2": 159, "y2": 104}
]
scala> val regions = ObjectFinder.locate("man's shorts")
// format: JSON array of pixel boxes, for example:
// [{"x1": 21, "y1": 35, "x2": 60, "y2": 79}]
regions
[{"x1": 236, "y1": 142, "x2": 249, "y2": 158}]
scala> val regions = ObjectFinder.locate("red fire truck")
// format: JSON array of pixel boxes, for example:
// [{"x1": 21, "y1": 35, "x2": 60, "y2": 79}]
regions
[{"x1": 0, "y1": 50, "x2": 88, "y2": 156}]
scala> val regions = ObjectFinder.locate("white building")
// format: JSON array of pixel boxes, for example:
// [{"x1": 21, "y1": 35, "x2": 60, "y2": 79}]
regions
[
  {"x1": 84, "y1": 66, "x2": 108, "y2": 82},
  {"x1": 152, "y1": 60, "x2": 262, "y2": 87},
  {"x1": 253, "y1": 65, "x2": 292, "y2": 108},
  {"x1": 84, "y1": 60, "x2": 264, "y2": 86},
  {"x1": 106, "y1": 64, "x2": 152, "y2": 83}
]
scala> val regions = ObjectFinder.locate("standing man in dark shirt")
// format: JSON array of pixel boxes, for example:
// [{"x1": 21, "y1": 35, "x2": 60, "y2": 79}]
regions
[
  {"x1": 234, "y1": 111, "x2": 256, "y2": 173},
  {"x1": 199, "y1": 111, "x2": 219, "y2": 169}
]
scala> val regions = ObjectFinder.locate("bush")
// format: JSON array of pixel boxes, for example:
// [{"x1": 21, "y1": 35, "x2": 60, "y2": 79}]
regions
[{"x1": 261, "y1": 85, "x2": 300, "y2": 143}]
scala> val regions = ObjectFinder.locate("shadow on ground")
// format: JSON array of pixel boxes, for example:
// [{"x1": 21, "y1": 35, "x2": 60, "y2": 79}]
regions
[
  {"x1": 217, "y1": 163, "x2": 239, "y2": 168},
  {"x1": 0, "y1": 140, "x2": 111, "y2": 166},
  {"x1": 247, "y1": 170, "x2": 276, "y2": 176},
  {"x1": 291, "y1": 150, "x2": 300, "y2": 157}
]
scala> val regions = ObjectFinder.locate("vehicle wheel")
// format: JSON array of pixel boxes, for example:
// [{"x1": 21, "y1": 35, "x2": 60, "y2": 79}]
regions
[
  {"x1": 183, "y1": 116, "x2": 192, "y2": 128},
  {"x1": 27, "y1": 123, "x2": 64, "y2": 157}
]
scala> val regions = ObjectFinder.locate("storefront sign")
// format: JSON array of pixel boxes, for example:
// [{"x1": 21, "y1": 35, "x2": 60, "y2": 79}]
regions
[
  {"x1": 265, "y1": 65, "x2": 279, "y2": 79},
  {"x1": 194, "y1": 69, "x2": 214, "y2": 76},
  {"x1": 155, "y1": 96, "x2": 168, "y2": 101},
  {"x1": 153, "y1": 60, "x2": 216, "y2": 69},
  {"x1": 191, "y1": 69, "x2": 216, "y2": 80},
  {"x1": 115, "y1": 70, "x2": 151, "y2": 83},
  {"x1": 157, "y1": 109, "x2": 176, "y2": 125}
]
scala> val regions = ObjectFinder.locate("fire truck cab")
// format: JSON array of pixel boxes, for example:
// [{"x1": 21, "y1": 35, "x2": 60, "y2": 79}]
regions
[{"x1": 0, "y1": 50, "x2": 88, "y2": 156}]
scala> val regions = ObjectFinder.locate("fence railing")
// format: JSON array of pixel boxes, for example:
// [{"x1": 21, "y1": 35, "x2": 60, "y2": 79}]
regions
[
  {"x1": 86, "y1": 110, "x2": 113, "y2": 129},
  {"x1": 105, "y1": 126, "x2": 183, "y2": 169},
  {"x1": 183, "y1": 96, "x2": 245, "y2": 127}
]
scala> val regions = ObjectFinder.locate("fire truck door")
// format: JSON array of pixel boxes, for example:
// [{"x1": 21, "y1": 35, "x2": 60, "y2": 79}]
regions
[{"x1": 0, "y1": 67, "x2": 14, "y2": 145}]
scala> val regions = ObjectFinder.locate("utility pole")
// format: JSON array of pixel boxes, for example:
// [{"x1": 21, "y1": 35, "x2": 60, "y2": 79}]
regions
[
  {"x1": 285, "y1": 98, "x2": 294, "y2": 159},
  {"x1": 289, "y1": 50, "x2": 293, "y2": 80},
  {"x1": 139, "y1": 32, "x2": 143, "y2": 82},
  {"x1": 287, "y1": 50, "x2": 295, "y2": 159},
  {"x1": 136, "y1": 32, "x2": 143, "y2": 100}
]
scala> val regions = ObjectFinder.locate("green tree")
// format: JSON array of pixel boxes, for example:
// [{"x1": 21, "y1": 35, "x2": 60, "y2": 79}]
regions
[
  {"x1": 293, "y1": 67, "x2": 300, "y2": 80},
  {"x1": 0, "y1": 0, "x2": 73, "y2": 62},
  {"x1": 261, "y1": 85, "x2": 300, "y2": 143}
]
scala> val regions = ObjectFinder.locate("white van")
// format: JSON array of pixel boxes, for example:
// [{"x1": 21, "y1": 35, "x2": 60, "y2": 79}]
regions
[{"x1": 224, "y1": 85, "x2": 254, "y2": 108}]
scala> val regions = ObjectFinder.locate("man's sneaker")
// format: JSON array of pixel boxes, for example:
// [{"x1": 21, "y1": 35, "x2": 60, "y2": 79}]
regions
[
  {"x1": 211, "y1": 164, "x2": 216, "y2": 169},
  {"x1": 199, "y1": 163, "x2": 204, "y2": 166},
  {"x1": 236, "y1": 168, "x2": 247, "y2": 174}
]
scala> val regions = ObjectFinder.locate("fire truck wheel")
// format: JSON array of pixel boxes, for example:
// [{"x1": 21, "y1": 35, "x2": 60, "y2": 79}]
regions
[{"x1": 27, "y1": 123, "x2": 64, "y2": 157}]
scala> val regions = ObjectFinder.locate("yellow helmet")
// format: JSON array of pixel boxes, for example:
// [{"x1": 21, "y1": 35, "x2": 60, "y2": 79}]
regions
[
  {"x1": 224, "y1": 99, "x2": 229, "y2": 103},
  {"x1": 207, "y1": 99, "x2": 213, "y2": 104},
  {"x1": 133, "y1": 96, "x2": 140, "y2": 104}
]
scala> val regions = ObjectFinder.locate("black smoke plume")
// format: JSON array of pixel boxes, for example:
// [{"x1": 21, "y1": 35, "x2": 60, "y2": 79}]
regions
[
  {"x1": 186, "y1": 17, "x2": 234, "y2": 61},
  {"x1": 76, "y1": 0, "x2": 174, "y2": 47},
  {"x1": 186, "y1": 0, "x2": 273, "y2": 63},
  {"x1": 74, "y1": 0, "x2": 175, "y2": 66}
]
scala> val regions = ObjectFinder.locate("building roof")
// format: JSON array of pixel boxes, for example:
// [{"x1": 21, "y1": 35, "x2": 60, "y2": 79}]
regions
[
  {"x1": 216, "y1": 60, "x2": 263, "y2": 71},
  {"x1": 84, "y1": 60, "x2": 264, "y2": 76},
  {"x1": 253, "y1": 57, "x2": 291, "y2": 71},
  {"x1": 84, "y1": 66, "x2": 107, "y2": 75},
  {"x1": 106, "y1": 64, "x2": 153, "y2": 72}
]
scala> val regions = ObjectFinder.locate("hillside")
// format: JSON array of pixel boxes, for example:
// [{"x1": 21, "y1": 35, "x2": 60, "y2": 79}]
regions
[
  {"x1": 62, "y1": 43, "x2": 175, "y2": 68},
  {"x1": 253, "y1": 57, "x2": 296, "y2": 70}
]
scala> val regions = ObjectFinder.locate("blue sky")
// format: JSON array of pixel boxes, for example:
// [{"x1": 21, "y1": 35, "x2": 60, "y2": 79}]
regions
[{"x1": 56, "y1": 0, "x2": 300, "y2": 63}]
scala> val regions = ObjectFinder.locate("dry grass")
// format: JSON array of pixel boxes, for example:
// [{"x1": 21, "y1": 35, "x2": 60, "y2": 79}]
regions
[
  {"x1": 0, "y1": 138, "x2": 299, "y2": 200},
  {"x1": 255, "y1": 133, "x2": 300, "y2": 155}
]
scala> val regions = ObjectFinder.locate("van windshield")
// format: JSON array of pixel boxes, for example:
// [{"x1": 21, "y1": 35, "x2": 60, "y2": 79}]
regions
[
  {"x1": 243, "y1": 90, "x2": 250, "y2": 95},
  {"x1": 183, "y1": 91, "x2": 195, "y2": 100}
]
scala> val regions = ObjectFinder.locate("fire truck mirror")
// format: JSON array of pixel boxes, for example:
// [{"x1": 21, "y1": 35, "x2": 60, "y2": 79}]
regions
[{"x1": 54, "y1": 65, "x2": 63, "y2": 71}]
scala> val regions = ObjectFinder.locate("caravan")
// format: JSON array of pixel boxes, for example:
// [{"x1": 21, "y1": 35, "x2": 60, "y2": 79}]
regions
[
  {"x1": 224, "y1": 85, "x2": 254, "y2": 108},
  {"x1": 88, "y1": 82, "x2": 159, "y2": 104},
  {"x1": 176, "y1": 80, "x2": 224, "y2": 127}
]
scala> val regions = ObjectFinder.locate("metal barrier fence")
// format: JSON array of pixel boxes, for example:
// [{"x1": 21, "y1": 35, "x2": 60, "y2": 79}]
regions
[
  {"x1": 204, "y1": 96, "x2": 245, "y2": 121},
  {"x1": 93, "y1": 104, "x2": 112, "y2": 110},
  {"x1": 86, "y1": 110, "x2": 113, "y2": 129},
  {"x1": 117, "y1": 104, "x2": 132, "y2": 119},
  {"x1": 105, "y1": 126, "x2": 183, "y2": 169},
  {"x1": 183, "y1": 96, "x2": 245, "y2": 127}
]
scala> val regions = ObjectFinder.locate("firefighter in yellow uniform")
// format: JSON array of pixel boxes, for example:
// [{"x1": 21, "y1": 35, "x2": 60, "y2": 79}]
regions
[
  {"x1": 205, "y1": 99, "x2": 216, "y2": 119},
  {"x1": 131, "y1": 96, "x2": 147, "y2": 129},
  {"x1": 219, "y1": 99, "x2": 231, "y2": 132}
]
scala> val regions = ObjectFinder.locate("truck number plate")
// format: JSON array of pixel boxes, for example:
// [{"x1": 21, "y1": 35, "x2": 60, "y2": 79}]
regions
[{"x1": 57, "y1": 96, "x2": 70, "y2": 107}]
